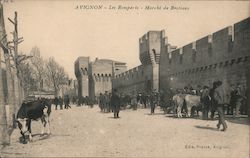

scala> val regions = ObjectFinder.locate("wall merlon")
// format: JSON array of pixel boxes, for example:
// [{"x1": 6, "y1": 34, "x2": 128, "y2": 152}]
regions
[
  {"x1": 234, "y1": 17, "x2": 250, "y2": 32},
  {"x1": 213, "y1": 26, "x2": 231, "y2": 40}
]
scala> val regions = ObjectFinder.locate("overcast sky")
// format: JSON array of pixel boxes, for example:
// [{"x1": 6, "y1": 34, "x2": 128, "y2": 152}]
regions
[{"x1": 3, "y1": 0, "x2": 250, "y2": 78}]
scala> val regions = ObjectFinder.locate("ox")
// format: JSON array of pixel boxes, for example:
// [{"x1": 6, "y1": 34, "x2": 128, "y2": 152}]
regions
[
  {"x1": 16, "y1": 98, "x2": 51, "y2": 144},
  {"x1": 173, "y1": 94, "x2": 185, "y2": 118},
  {"x1": 173, "y1": 94, "x2": 201, "y2": 118}
]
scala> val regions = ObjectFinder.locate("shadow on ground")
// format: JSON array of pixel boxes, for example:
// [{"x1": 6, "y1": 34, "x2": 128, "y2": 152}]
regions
[
  {"x1": 1, "y1": 151, "x2": 26, "y2": 156},
  {"x1": 18, "y1": 133, "x2": 52, "y2": 144},
  {"x1": 194, "y1": 125, "x2": 219, "y2": 131},
  {"x1": 144, "y1": 113, "x2": 165, "y2": 115},
  {"x1": 107, "y1": 116, "x2": 121, "y2": 119},
  {"x1": 226, "y1": 117, "x2": 250, "y2": 125}
]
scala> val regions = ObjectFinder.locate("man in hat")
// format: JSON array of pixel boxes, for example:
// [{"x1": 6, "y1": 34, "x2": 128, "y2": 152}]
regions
[
  {"x1": 234, "y1": 84, "x2": 246, "y2": 117},
  {"x1": 201, "y1": 86, "x2": 210, "y2": 120},
  {"x1": 111, "y1": 89, "x2": 121, "y2": 118},
  {"x1": 214, "y1": 81, "x2": 227, "y2": 131},
  {"x1": 149, "y1": 90, "x2": 158, "y2": 114}
]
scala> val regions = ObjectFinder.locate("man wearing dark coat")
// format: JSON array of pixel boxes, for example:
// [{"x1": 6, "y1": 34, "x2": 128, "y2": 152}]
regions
[
  {"x1": 64, "y1": 95, "x2": 71, "y2": 109},
  {"x1": 58, "y1": 96, "x2": 63, "y2": 110},
  {"x1": 214, "y1": 81, "x2": 227, "y2": 131},
  {"x1": 149, "y1": 90, "x2": 158, "y2": 114},
  {"x1": 201, "y1": 86, "x2": 210, "y2": 120},
  {"x1": 111, "y1": 89, "x2": 121, "y2": 118},
  {"x1": 209, "y1": 82, "x2": 217, "y2": 119},
  {"x1": 54, "y1": 97, "x2": 59, "y2": 110}
]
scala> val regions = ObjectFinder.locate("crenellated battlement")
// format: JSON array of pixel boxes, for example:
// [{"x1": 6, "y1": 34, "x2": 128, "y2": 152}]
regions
[
  {"x1": 160, "y1": 17, "x2": 250, "y2": 90},
  {"x1": 114, "y1": 65, "x2": 144, "y2": 80}
]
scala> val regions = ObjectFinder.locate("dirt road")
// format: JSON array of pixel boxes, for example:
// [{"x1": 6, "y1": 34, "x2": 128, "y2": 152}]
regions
[{"x1": 0, "y1": 105, "x2": 249, "y2": 157}]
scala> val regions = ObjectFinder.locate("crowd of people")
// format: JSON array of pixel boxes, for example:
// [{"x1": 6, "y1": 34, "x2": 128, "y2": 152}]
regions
[{"x1": 32, "y1": 81, "x2": 247, "y2": 124}]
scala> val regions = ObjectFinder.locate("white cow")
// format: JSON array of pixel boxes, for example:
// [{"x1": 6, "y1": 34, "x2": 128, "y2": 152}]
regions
[{"x1": 173, "y1": 94, "x2": 201, "y2": 118}]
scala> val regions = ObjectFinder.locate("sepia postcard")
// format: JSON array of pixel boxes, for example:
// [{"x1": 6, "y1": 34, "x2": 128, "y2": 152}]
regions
[{"x1": 0, "y1": 0, "x2": 249, "y2": 157}]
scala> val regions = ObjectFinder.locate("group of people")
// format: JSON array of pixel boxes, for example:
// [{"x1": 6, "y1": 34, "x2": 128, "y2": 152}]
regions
[
  {"x1": 53, "y1": 95, "x2": 71, "y2": 110},
  {"x1": 76, "y1": 96, "x2": 95, "y2": 107},
  {"x1": 97, "y1": 89, "x2": 161, "y2": 117},
  {"x1": 99, "y1": 91, "x2": 111, "y2": 113},
  {"x1": 98, "y1": 89, "x2": 121, "y2": 118}
]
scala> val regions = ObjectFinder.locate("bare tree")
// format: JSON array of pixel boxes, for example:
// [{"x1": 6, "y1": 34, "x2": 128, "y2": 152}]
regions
[
  {"x1": 30, "y1": 47, "x2": 45, "y2": 93},
  {"x1": 46, "y1": 57, "x2": 68, "y2": 96},
  {"x1": 18, "y1": 60, "x2": 37, "y2": 97}
]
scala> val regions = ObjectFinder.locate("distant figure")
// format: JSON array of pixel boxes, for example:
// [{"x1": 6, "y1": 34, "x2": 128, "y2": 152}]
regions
[
  {"x1": 209, "y1": 82, "x2": 217, "y2": 119},
  {"x1": 58, "y1": 96, "x2": 63, "y2": 110},
  {"x1": 54, "y1": 97, "x2": 59, "y2": 110},
  {"x1": 72, "y1": 96, "x2": 76, "y2": 105},
  {"x1": 214, "y1": 81, "x2": 227, "y2": 131},
  {"x1": 99, "y1": 93, "x2": 105, "y2": 112},
  {"x1": 111, "y1": 89, "x2": 121, "y2": 118},
  {"x1": 64, "y1": 95, "x2": 71, "y2": 109},
  {"x1": 141, "y1": 93, "x2": 148, "y2": 108},
  {"x1": 234, "y1": 84, "x2": 246, "y2": 117},
  {"x1": 108, "y1": 93, "x2": 112, "y2": 112},
  {"x1": 149, "y1": 90, "x2": 158, "y2": 114},
  {"x1": 201, "y1": 86, "x2": 210, "y2": 120},
  {"x1": 104, "y1": 91, "x2": 109, "y2": 112}
]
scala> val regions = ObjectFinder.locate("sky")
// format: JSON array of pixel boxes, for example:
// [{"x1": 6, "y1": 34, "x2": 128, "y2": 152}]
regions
[{"x1": 3, "y1": 0, "x2": 250, "y2": 79}]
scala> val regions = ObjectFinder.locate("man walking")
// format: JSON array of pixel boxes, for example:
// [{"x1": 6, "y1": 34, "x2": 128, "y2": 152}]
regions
[
  {"x1": 149, "y1": 90, "x2": 158, "y2": 115},
  {"x1": 234, "y1": 84, "x2": 245, "y2": 118},
  {"x1": 214, "y1": 81, "x2": 228, "y2": 131},
  {"x1": 59, "y1": 96, "x2": 63, "y2": 110},
  {"x1": 201, "y1": 86, "x2": 210, "y2": 120},
  {"x1": 64, "y1": 95, "x2": 71, "y2": 109},
  {"x1": 111, "y1": 89, "x2": 121, "y2": 118},
  {"x1": 54, "y1": 97, "x2": 59, "y2": 110},
  {"x1": 209, "y1": 82, "x2": 217, "y2": 119},
  {"x1": 99, "y1": 93, "x2": 105, "y2": 112}
]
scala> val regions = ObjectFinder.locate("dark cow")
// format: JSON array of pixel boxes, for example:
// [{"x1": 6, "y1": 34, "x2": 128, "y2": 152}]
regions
[{"x1": 16, "y1": 98, "x2": 52, "y2": 144}]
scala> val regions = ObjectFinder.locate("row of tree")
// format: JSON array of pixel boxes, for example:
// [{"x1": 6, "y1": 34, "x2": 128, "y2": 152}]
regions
[
  {"x1": 0, "y1": 3, "x2": 69, "y2": 146},
  {"x1": 19, "y1": 46, "x2": 69, "y2": 97}
]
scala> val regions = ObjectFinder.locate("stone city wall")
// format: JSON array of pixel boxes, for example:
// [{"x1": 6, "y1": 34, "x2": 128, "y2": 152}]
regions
[{"x1": 159, "y1": 17, "x2": 250, "y2": 94}]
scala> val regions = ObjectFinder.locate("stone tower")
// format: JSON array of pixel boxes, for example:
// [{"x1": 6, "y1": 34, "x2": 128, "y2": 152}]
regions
[
  {"x1": 139, "y1": 30, "x2": 165, "y2": 92},
  {"x1": 74, "y1": 57, "x2": 89, "y2": 97}
]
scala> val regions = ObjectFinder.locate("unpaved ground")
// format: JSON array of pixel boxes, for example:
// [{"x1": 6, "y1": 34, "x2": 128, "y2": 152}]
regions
[{"x1": 0, "y1": 105, "x2": 249, "y2": 157}]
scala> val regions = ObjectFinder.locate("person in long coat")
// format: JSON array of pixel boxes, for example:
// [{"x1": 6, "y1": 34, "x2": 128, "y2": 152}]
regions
[
  {"x1": 58, "y1": 96, "x2": 63, "y2": 110},
  {"x1": 201, "y1": 86, "x2": 210, "y2": 120},
  {"x1": 149, "y1": 90, "x2": 158, "y2": 114},
  {"x1": 64, "y1": 95, "x2": 71, "y2": 109},
  {"x1": 111, "y1": 89, "x2": 121, "y2": 118},
  {"x1": 214, "y1": 81, "x2": 228, "y2": 131},
  {"x1": 54, "y1": 97, "x2": 59, "y2": 110}
]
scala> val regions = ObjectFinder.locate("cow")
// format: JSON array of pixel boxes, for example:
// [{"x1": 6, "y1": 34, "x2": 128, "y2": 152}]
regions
[
  {"x1": 16, "y1": 98, "x2": 52, "y2": 144},
  {"x1": 172, "y1": 94, "x2": 185, "y2": 118},
  {"x1": 173, "y1": 94, "x2": 201, "y2": 118},
  {"x1": 184, "y1": 94, "x2": 201, "y2": 117}
]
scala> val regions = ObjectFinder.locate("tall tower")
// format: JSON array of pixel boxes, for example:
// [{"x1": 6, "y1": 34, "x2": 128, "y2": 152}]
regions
[
  {"x1": 139, "y1": 30, "x2": 165, "y2": 92},
  {"x1": 74, "y1": 57, "x2": 89, "y2": 97}
]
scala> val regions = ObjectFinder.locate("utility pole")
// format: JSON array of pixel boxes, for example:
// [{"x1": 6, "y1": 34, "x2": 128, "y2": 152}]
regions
[
  {"x1": 0, "y1": 2, "x2": 10, "y2": 146},
  {"x1": 0, "y1": 47, "x2": 10, "y2": 146},
  {"x1": 7, "y1": 11, "x2": 27, "y2": 117}
]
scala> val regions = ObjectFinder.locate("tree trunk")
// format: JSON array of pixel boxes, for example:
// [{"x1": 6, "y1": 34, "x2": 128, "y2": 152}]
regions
[
  {"x1": 0, "y1": 3, "x2": 17, "y2": 129},
  {"x1": 0, "y1": 48, "x2": 10, "y2": 146}
]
